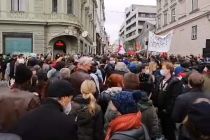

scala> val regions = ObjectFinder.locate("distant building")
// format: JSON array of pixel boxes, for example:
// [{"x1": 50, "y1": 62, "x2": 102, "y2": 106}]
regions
[
  {"x1": 156, "y1": 0, "x2": 210, "y2": 56},
  {"x1": 0, "y1": 0, "x2": 108, "y2": 56},
  {"x1": 119, "y1": 4, "x2": 156, "y2": 50},
  {"x1": 136, "y1": 20, "x2": 156, "y2": 51}
]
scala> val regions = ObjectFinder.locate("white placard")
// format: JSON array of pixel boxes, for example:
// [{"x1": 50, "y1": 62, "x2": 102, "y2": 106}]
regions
[{"x1": 148, "y1": 31, "x2": 173, "y2": 52}]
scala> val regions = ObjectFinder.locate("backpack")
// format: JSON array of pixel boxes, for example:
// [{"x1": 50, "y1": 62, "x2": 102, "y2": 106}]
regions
[{"x1": 110, "y1": 124, "x2": 150, "y2": 140}]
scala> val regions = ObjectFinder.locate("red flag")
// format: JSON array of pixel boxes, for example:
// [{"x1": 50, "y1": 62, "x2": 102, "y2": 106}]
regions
[{"x1": 135, "y1": 41, "x2": 142, "y2": 51}]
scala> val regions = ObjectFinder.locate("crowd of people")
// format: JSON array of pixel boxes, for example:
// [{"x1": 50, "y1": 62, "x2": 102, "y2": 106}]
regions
[{"x1": 0, "y1": 53, "x2": 210, "y2": 140}]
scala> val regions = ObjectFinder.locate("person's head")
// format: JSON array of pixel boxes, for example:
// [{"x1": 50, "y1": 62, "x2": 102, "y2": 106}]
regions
[
  {"x1": 77, "y1": 56, "x2": 93, "y2": 72},
  {"x1": 149, "y1": 62, "x2": 157, "y2": 73},
  {"x1": 89, "y1": 61, "x2": 98, "y2": 73},
  {"x1": 188, "y1": 72, "x2": 204, "y2": 89},
  {"x1": 140, "y1": 64, "x2": 150, "y2": 74},
  {"x1": 60, "y1": 68, "x2": 71, "y2": 80},
  {"x1": 124, "y1": 73, "x2": 140, "y2": 90},
  {"x1": 115, "y1": 62, "x2": 129, "y2": 73},
  {"x1": 184, "y1": 98, "x2": 210, "y2": 139},
  {"x1": 48, "y1": 80, "x2": 76, "y2": 111},
  {"x1": 15, "y1": 64, "x2": 32, "y2": 90},
  {"x1": 160, "y1": 62, "x2": 174, "y2": 77},
  {"x1": 106, "y1": 74, "x2": 124, "y2": 88},
  {"x1": 111, "y1": 91, "x2": 138, "y2": 115},
  {"x1": 81, "y1": 80, "x2": 98, "y2": 115}
]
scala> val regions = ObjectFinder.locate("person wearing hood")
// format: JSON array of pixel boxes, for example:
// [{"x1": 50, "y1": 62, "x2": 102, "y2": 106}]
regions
[
  {"x1": 69, "y1": 80, "x2": 104, "y2": 140},
  {"x1": 104, "y1": 91, "x2": 146, "y2": 140},
  {"x1": 133, "y1": 91, "x2": 162, "y2": 140}
]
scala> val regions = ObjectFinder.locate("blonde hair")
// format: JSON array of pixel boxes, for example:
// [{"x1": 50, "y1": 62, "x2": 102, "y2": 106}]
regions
[
  {"x1": 149, "y1": 62, "x2": 157, "y2": 74},
  {"x1": 80, "y1": 80, "x2": 98, "y2": 116}
]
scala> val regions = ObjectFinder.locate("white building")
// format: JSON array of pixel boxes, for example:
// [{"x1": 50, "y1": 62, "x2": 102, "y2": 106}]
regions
[
  {"x1": 0, "y1": 0, "x2": 107, "y2": 56},
  {"x1": 156, "y1": 0, "x2": 210, "y2": 56},
  {"x1": 95, "y1": 0, "x2": 109, "y2": 54},
  {"x1": 119, "y1": 5, "x2": 156, "y2": 50},
  {"x1": 136, "y1": 20, "x2": 156, "y2": 50}
]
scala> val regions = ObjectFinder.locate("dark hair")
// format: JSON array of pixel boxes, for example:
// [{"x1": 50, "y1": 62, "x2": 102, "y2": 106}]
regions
[{"x1": 15, "y1": 64, "x2": 32, "y2": 84}]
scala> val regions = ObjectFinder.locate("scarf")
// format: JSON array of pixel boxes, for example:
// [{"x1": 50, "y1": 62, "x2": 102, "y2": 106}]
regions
[{"x1": 105, "y1": 112, "x2": 142, "y2": 140}]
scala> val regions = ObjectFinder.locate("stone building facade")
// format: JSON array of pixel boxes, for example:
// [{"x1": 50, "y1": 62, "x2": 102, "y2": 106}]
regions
[
  {"x1": 156, "y1": 0, "x2": 210, "y2": 55},
  {"x1": 0, "y1": 0, "x2": 107, "y2": 56}
]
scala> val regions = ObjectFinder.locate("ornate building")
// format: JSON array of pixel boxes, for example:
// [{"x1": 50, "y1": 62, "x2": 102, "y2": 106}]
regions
[{"x1": 0, "y1": 0, "x2": 107, "y2": 56}]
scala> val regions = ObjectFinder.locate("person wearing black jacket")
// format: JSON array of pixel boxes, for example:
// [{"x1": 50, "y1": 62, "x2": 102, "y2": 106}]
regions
[
  {"x1": 157, "y1": 62, "x2": 183, "y2": 140},
  {"x1": 172, "y1": 72, "x2": 210, "y2": 140},
  {"x1": 11, "y1": 80, "x2": 78, "y2": 140}
]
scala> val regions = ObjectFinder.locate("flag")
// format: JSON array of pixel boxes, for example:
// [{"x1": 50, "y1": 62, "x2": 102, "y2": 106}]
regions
[
  {"x1": 117, "y1": 39, "x2": 126, "y2": 55},
  {"x1": 135, "y1": 41, "x2": 142, "y2": 51}
]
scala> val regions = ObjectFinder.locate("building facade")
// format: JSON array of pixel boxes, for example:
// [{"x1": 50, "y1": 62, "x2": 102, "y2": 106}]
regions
[
  {"x1": 136, "y1": 20, "x2": 156, "y2": 51},
  {"x1": 0, "y1": 0, "x2": 107, "y2": 56},
  {"x1": 95, "y1": 0, "x2": 109, "y2": 55},
  {"x1": 156, "y1": 0, "x2": 210, "y2": 55},
  {"x1": 119, "y1": 5, "x2": 156, "y2": 50}
]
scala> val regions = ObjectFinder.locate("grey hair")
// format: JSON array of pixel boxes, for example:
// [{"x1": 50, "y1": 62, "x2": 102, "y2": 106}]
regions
[{"x1": 78, "y1": 56, "x2": 93, "y2": 65}]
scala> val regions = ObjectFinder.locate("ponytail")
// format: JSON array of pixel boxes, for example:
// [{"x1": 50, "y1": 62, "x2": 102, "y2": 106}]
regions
[
  {"x1": 82, "y1": 93, "x2": 97, "y2": 116},
  {"x1": 81, "y1": 80, "x2": 98, "y2": 116}
]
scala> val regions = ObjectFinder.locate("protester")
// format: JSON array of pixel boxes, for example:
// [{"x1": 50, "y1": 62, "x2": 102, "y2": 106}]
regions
[
  {"x1": 11, "y1": 80, "x2": 78, "y2": 140},
  {"x1": 157, "y1": 62, "x2": 183, "y2": 140},
  {"x1": 69, "y1": 56, "x2": 93, "y2": 95},
  {"x1": 70, "y1": 80, "x2": 104, "y2": 140},
  {"x1": 0, "y1": 64, "x2": 40, "y2": 132},
  {"x1": 133, "y1": 91, "x2": 162, "y2": 140},
  {"x1": 172, "y1": 72, "x2": 210, "y2": 139},
  {"x1": 99, "y1": 73, "x2": 124, "y2": 113},
  {"x1": 60, "y1": 68, "x2": 71, "y2": 80},
  {"x1": 203, "y1": 63, "x2": 210, "y2": 93},
  {"x1": 104, "y1": 91, "x2": 146, "y2": 140},
  {"x1": 123, "y1": 72, "x2": 140, "y2": 90},
  {"x1": 183, "y1": 98, "x2": 210, "y2": 140},
  {"x1": 139, "y1": 64, "x2": 154, "y2": 96}
]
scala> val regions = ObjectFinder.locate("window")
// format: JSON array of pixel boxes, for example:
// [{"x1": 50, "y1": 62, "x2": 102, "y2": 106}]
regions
[
  {"x1": 171, "y1": 8, "x2": 176, "y2": 22},
  {"x1": 67, "y1": 0, "x2": 73, "y2": 14},
  {"x1": 164, "y1": 12, "x2": 167, "y2": 25},
  {"x1": 158, "y1": 0, "x2": 161, "y2": 9},
  {"x1": 192, "y1": 25, "x2": 197, "y2": 40},
  {"x1": 52, "y1": 0, "x2": 58, "y2": 13},
  {"x1": 11, "y1": 0, "x2": 26, "y2": 12},
  {"x1": 158, "y1": 16, "x2": 161, "y2": 28},
  {"x1": 192, "y1": 0, "x2": 198, "y2": 11}
]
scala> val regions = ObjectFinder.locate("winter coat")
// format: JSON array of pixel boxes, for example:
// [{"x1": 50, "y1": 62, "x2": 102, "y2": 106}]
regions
[
  {"x1": 69, "y1": 69, "x2": 92, "y2": 95},
  {"x1": 137, "y1": 100, "x2": 161, "y2": 139},
  {"x1": 0, "y1": 133, "x2": 22, "y2": 140},
  {"x1": 110, "y1": 125, "x2": 150, "y2": 140},
  {"x1": 203, "y1": 72, "x2": 210, "y2": 93},
  {"x1": 0, "y1": 87, "x2": 40, "y2": 132},
  {"x1": 157, "y1": 76, "x2": 183, "y2": 115},
  {"x1": 70, "y1": 95, "x2": 104, "y2": 140},
  {"x1": 172, "y1": 89, "x2": 210, "y2": 123},
  {"x1": 11, "y1": 99, "x2": 77, "y2": 140}
]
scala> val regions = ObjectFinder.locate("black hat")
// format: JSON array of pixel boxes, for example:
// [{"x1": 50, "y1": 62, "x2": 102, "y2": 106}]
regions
[
  {"x1": 15, "y1": 64, "x2": 32, "y2": 84},
  {"x1": 48, "y1": 80, "x2": 76, "y2": 98}
]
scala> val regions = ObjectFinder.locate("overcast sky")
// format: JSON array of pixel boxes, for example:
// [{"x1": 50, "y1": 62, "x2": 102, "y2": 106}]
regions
[{"x1": 104, "y1": 0, "x2": 156, "y2": 44}]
